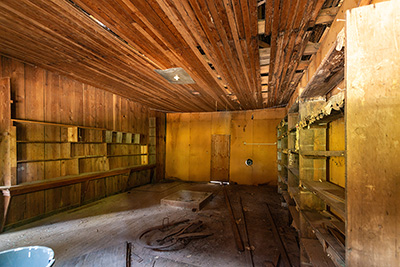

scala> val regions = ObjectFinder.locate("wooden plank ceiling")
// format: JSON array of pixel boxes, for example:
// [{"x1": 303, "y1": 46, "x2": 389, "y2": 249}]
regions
[{"x1": 0, "y1": 0, "x2": 340, "y2": 112}]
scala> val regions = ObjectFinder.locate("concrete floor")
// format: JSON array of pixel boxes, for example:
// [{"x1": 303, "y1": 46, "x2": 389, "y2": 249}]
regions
[{"x1": 0, "y1": 181, "x2": 299, "y2": 267}]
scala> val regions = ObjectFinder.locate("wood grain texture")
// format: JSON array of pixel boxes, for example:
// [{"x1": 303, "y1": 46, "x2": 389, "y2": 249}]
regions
[
  {"x1": 210, "y1": 135, "x2": 230, "y2": 182},
  {"x1": 166, "y1": 109, "x2": 285, "y2": 185},
  {"x1": 0, "y1": 78, "x2": 12, "y2": 186},
  {"x1": 346, "y1": 2, "x2": 400, "y2": 266},
  {"x1": 0, "y1": 55, "x2": 165, "y2": 229}
]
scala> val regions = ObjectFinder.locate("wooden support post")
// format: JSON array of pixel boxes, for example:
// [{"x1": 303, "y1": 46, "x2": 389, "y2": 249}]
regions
[
  {"x1": 0, "y1": 78, "x2": 12, "y2": 187},
  {"x1": 346, "y1": 2, "x2": 400, "y2": 266},
  {"x1": 0, "y1": 78, "x2": 13, "y2": 232},
  {"x1": 0, "y1": 190, "x2": 11, "y2": 232}
]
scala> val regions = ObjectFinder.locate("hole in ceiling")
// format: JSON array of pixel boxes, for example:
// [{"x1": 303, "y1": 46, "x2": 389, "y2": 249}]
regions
[{"x1": 197, "y1": 46, "x2": 206, "y2": 55}]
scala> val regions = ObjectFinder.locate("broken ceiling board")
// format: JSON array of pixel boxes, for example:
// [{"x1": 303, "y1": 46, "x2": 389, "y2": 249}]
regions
[
  {"x1": 0, "y1": 0, "x2": 343, "y2": 112},
  {"x1": 265, "y1": 0, "x2": 343, "y2": 108},
  {"x1": 300, "y1": 44, "x2": 344, "y2": 99},
  {"x1": 71, "y1": 0, "x2": 262, "y2": 110},
  {"x1": 161, "y1": 190, "x2": 213, "y2": 210}
]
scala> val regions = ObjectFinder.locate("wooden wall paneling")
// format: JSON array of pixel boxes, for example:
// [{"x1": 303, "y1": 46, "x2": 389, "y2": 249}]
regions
[
  {"x1": 0, "y1": 55, "x2": 160, "y2": 229},
  {"x1": 210, "y1": 134, "x2": 230, "y2": 182},
  {"x1": 94, "y1": 178, "x2": 106, "y2": 201},
  {"x1": 60, "y1": 76, "x2": 83, "y2": 125},
  {"x1": 60, "y1": 159, "x2": 79, "y2": 176},
  {"x1": 24, "y1": 65, "x2": 44, "y2": 121},
  {"x1": 229, "y1": 111, "x2": 254, "y2": 184},
  {"x1": 45, "y1": 184, "x2": 80, "y2": 214},
  {"x1": 113, "y1": 94, "x2": 121, "y2": 132},
  {"x1": 5, "y1": 194, "x2": 25, "y2": 226},
  {"x1": 24, "y1": 191, "x2": 45, "y2": 223},
  {"x1": 252, "y1": 118, "x2": 280, "y2": 185},
  {"x1": 165, "y1": 113, "x2": 190, "y2": 180},
  {"x1": 17, "y1": 162, "x2": 45, "y2": 184},
  {"x1": 104, "y1": 91, "x2": 114, "y2": 130},
  {"x1": 95, "y1": 88, "x2": 105, "y2": 129},
  {"x1": 1, "y1": 57, "x2": 25, "y2": 119},
  {"x1": 44, "y1": 161, "x2": 61, "y2": 179},
  {"x1": 128, "y1": 100, "x2": 135, "y2": 134},
  {"x1": 346, "y1": 2, "x2": 400, "y2": 266},
  {"x1": 83, "y1": 84, "x2": 96, "y2": 127},
  {"x1": 44, "y1": 71, "x2": 61, "y2": 135},
  {"x1": 211, "y1": 112, "x2": 231, "y2": 135},
  {"x1": 17, "y1": 143, "x2": 44, "y2": 161},
  {"x1": 121, "y1": 97, "x2": 129, "y2": 133},
  {"x1": 189, "y1": 113, "x2": 211, "y2": 182}
]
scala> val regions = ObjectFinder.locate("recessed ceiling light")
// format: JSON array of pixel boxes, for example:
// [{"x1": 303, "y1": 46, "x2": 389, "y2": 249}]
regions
[{"x1": 154, "y1": 67, "x2": 195, "y2": 84}]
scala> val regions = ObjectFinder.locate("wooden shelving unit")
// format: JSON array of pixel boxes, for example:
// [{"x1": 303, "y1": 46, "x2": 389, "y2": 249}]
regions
[
  {"x1": 296, "y1": 96, "x2": 346, "y2": 267},
  {"x1": 277, "y1": 110, "x2": 300, "y2": 232},
  {"x1": 278, "y1": 93, "x2": 346, "y2": 267}
]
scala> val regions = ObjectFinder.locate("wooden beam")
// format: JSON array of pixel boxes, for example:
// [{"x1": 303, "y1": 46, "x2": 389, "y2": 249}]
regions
[
  {"x1": 300, "y1": 44, "x2": 344, "y2": 99},
  {"x1": 315, "y1": 6, "x2": 340, "y2": 25},
  {"x1": 258, "y1": 6, "x2": 340, "y2": 35},
  {"x1": 303, "y1": 42, "x2": 321, "y2": 55},
  {"x1": 0, "y1": 78, "x2": 12, "y2": 187},
  {"x1": 260, "y1": 65, "x2": 270, "y2": 74}
]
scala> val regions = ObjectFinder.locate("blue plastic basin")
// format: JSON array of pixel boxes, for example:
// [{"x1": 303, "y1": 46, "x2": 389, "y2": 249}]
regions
[{"x1": 0, "y1": 246, "x2": 55, "y2": 267}]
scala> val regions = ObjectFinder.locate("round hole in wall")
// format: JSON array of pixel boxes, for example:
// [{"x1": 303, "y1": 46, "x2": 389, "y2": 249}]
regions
[{"x1": 245, "y1": 159, "x2": 253, "y2": 166}]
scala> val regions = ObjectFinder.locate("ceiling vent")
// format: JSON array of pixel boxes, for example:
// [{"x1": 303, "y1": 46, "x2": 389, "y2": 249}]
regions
[{"x1": 154, "y1": 67, "x2": 195, "y2": 84}]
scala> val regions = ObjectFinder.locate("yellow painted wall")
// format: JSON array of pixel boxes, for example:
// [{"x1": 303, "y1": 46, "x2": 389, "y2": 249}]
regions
[
  {"x1": 329, "y1": 117, "x2": 345, "y2": 188},
  {"x1": 166, "y1": 109, "x2": 286, "y2": 185}
]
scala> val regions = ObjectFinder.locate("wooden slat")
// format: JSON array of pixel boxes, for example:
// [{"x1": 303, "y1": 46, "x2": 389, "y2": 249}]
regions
[
  {"x1": 301, "y1": 238, "x2": 335, "y2": 267},
  {"x1": 301, "y1": 180, "x2": 345, "y2": 218},
  {"x1": 301, "y1": 210, "x2": 345, "y2": 265}
]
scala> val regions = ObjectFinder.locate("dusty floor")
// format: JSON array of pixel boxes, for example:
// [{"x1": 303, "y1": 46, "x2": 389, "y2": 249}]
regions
[{"x1": 0, "y1": 181, "x2": 299, "y2": 266}]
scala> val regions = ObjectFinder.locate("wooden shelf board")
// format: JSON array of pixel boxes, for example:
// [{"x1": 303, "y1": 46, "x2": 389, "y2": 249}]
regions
[
  {"x1": 301, "y1": 210, "x2": 345, "y2": 265},
  {"x1": 12, "y1": 118, "x2": 107, "y2": 131},
  {"x1": 301, "y1": 180, "x2": 345, "y2": 218},
  {"x1": 301, "y1": 238, "x2": 336, "y2": 267},
  {"x1": 0, "y1": 164, "x2": 156, "y2": 196},
  {"x1": 278, "y1": 174, "x2": 288, "y2": 185},
  {"x1": 282, "y1": 191, "x2": 295, "y2": 206},
  {"x1": 308, "y1": 110, "x2": 344, "y2": 127},
  {"x1": 288, "y1": 166, "x2": 299, "y2": 177},
  {"x1": 301, "y1": 150, "x2": 345, "y2": 158},
  {"x1": 278, "y1": 134, "x2": 288, "y2": 140},
  {"x1": 289, "y1": 206, "x2": 300, "y2": 230},
  {"x1": 330, "y1": 220, "x2": 345, "y2": 236}
]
